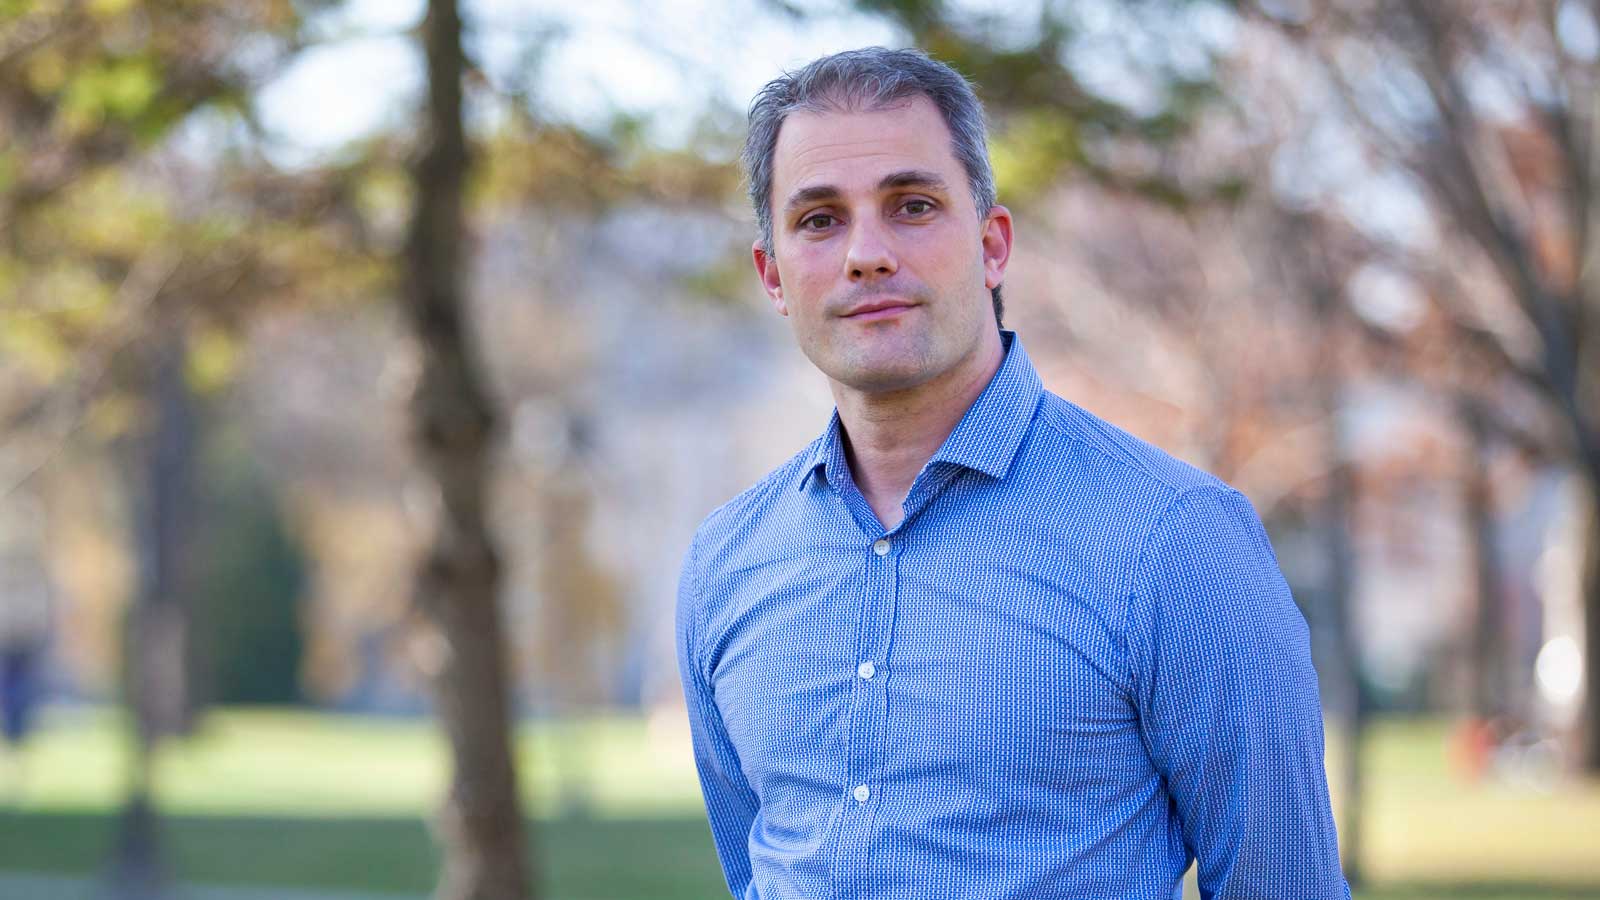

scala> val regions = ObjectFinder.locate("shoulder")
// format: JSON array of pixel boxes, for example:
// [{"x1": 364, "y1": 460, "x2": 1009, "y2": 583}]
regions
[
  {"x1": 678, "y1": 437, "x2": 828, "y2": 652},
  {"x1": 1031, "y1": 391, "x2": 1227, "y2": 499},
  {"x1": 1003, "y1": 391, "x2": 1239, "y2": 552},
  {"x1": 684, "y1": 434, "x2": 824, "y2": 568},
  {"x1": 1027, "y1": 393, "x2": 1287, "y2": 602}
]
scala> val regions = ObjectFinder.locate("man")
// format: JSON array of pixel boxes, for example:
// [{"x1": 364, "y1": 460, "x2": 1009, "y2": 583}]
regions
[{"x1": 677, "y1": 47, "x2": 1349, "y2": 900}]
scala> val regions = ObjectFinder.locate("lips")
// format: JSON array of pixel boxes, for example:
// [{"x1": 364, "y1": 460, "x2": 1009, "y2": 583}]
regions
[{"x1": 841, "y1": 299, "x2": 917, "y2": 320}]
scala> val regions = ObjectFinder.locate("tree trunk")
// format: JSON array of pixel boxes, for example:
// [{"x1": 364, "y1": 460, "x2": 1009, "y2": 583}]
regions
[
  {"x1": 1295, "y1": 217, "x2": 1367, "y2": 887},
  {"x1": 1461, "y1": 398, "x2": 1506, "y2": 723},
  {"x1": 403, "y1": 2, "x2": 533, "y2": 899},
  {"x1": 110, "y1": 330, "x2": 198, "y2": 900},
  {"x1": 1581, "y1": 462, "x2": 1600, "y2": 773},
  {"x1": 1322, "y1": 434, "x2": 1366, "y2": 888}
]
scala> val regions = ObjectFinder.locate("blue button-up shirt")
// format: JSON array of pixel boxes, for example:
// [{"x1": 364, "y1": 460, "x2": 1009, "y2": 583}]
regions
[{"x1": 677, "y1": 333, "x2": 1349, "y2": 900}]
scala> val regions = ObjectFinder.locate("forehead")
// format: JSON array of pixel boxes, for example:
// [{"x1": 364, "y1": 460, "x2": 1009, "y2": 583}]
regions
[{"x1": 771, "y1": 94, "x2": 963, "y2": 196}]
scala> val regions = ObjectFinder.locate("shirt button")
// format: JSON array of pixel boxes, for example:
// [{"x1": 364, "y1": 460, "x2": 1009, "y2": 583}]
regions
[
  {"x1": 872, "y1": 539, "x2": 890, "y2": 556},
  {"x1": 853, "y1": 784, "x2": 870, "y2": 803},
  {"x1": 857, "y1": 661, "x2": 876, "y2": 680}
]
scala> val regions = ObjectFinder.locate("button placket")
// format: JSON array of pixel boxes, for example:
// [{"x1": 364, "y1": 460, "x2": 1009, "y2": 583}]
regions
[
  {"x1": 844, "y1": 535, "x2": 895, "y2": 810},
  {"x1": 831, "y1": 533, "x2": 897, "y2": 898}
]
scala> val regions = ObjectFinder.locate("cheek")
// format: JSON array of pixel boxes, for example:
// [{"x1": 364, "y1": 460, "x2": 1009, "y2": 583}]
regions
[
  {"x1": 917, "y1": 217, "x2": 976, "y2": 256},
  {"x1": 782, "y1": 248, "x2": 837, "y2": 303}
]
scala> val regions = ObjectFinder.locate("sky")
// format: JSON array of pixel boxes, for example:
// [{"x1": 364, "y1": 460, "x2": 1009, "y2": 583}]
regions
[
  {"x1": 254, "y1": 0, "x2": 900, "y2": 160},
  {"x1": 249, "y1": 0, "x2": 1247, "y2": 162}
]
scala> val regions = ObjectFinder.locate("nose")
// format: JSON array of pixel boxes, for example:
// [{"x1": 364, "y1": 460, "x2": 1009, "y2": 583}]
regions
[{"x1": 845, "y1": 218, "x2": 897, "y2": 282}]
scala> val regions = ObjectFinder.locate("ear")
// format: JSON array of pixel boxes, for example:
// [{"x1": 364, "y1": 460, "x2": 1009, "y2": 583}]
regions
[
  {"x1": 980, "y1": 205, "x2": 1014, "y2": 291},
  {"x1": 753, "y1": 240, "x2": 787, "y2": 316}
]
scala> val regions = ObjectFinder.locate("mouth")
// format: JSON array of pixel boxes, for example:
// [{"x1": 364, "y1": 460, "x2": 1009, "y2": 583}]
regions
[{"x1": 840, "y1": 299, "x2": 918, "y2": 321}]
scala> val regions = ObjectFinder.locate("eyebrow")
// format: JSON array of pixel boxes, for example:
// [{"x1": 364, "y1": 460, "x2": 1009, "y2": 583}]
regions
[
  {"x1": 781, "y1": 169, "x2": 951, "y2": 217},
  {"x1": 878, "y1": 169, "x2": 949, "y2": 193}
]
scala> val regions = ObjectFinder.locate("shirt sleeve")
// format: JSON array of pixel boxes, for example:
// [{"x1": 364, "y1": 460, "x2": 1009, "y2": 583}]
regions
[
  {"x1": 1125, "y1": 486, "x2": 1350, "y2": 900},
  {"x1": 676, "y1": 536, "x2": 761, "y2": 899}
]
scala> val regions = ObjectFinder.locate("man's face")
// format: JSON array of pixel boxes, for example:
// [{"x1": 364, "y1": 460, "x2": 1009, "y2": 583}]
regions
[{"x1": 754, "y1": 95, "x2": 1011, "y2": 394}]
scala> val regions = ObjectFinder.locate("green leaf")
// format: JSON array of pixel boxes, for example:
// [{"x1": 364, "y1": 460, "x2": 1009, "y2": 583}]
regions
[
  {"x1": 990, "y1": 111, "x2": 1082, "y2": 203},
  {"x1": 103, "y1": 56, "x2": 161, "y2": 121},
  {"x1": 59, "y1": 56, "x2": 162, "y2": 133},
  {"x1": 187, "y1": 328, "x2": 241, "y2": 395},
  {"x1": 0, "y1": 313, "x2": 70, "y2": 381}
]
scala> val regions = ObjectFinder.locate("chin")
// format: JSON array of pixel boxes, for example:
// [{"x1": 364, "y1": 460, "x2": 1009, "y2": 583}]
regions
[
  {"x1": 801, "y1": 331, "x2": 952, "y2": 393},
  {"x1": 828, "y1": 356, "x2": 938, "y2": 394}
]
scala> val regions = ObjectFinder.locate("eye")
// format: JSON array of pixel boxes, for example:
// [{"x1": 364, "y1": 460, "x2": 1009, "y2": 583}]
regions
[
  {"x1": 800, "y1": 213, "x2": 836, "y2": 231},
  {"x1": 900, "y1": 199, "x2": 934, "y2": 216}
]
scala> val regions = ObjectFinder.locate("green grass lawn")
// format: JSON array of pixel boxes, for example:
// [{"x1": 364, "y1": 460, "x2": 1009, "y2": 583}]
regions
[
  {"x1": 0, "y1": 811, "x2": 727, "y2": 899},
  {"x1": 1331, "y1": 720, "x2": 1600, "y2": 889},
  {"x1": 0, "y1": 708, "x2": 1596, "y2": 899},
  {"x1": 3, "y1": 707, "x2": 703, "y2": 819}
]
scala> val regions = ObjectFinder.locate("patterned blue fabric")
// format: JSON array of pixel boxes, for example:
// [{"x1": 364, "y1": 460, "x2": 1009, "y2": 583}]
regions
[{"x1": 677, "y1": 332, "x2": 1349, "y2": 900}]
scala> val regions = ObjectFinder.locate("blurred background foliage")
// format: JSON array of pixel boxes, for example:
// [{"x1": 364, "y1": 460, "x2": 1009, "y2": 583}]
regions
[{"x1": 1, "y1": 0, "x2": 1598, "y2": 898}]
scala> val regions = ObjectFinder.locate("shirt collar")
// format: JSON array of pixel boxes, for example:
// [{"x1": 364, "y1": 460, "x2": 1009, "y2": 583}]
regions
[
  {"x1": 798, "y1": 330, "x2": 1044, "y2": 492},
  {"x1": 798, "y1": 412, "x2": 843, "y2": 492}
]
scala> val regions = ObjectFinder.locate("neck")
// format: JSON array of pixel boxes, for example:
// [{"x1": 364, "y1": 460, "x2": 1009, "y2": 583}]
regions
[{"x1": 834, "y1": 330, "x2": 1005, "y2": 531}]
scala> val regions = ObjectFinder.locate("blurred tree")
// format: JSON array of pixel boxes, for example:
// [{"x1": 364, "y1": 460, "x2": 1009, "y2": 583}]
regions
[
  {"x1": 1461, "y1": 395, "x2": 1509, "y2": 726},
  {"x1": 1247, "y1": 0, "x2": 1600, "y2": 772},
  {"x1": 1273, "y1": 211, "x2": 1373, "y2": 885},
  {"x1": 191, "y1": 420, "x2": 307, "y2": 706},
  {"x1": 402, "y1": 1, "x2": 532, "y2": 898},
  {"x1": 1, "y1": 2, "x2": 368, "y2": 896},
  {"x1": 835, "y1": 0, "x2": 1244, "y2": 208},
  {"x1": 115, "y1": 325, "x2": 197, "y2": 899}
]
